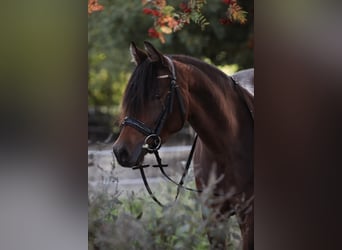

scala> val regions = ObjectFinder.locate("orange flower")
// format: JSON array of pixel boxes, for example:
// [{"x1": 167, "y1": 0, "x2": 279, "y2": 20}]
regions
[
  {"x1": 167, "y1": 17, "x2": 179, "y2": 29},
  {"x1": 88, "y1": 0, "x2": 104, "y2": 14}
]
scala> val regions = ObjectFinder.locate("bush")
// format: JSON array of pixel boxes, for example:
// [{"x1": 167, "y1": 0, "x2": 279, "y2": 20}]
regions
[{"x1": 88, "y1": 176, "x2": 241, "y2": 249}]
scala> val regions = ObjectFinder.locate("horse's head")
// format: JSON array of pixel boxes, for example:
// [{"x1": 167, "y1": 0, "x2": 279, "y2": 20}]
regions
[{"x1": 113, "y1": 41, "x2": 187, "y2": 167}]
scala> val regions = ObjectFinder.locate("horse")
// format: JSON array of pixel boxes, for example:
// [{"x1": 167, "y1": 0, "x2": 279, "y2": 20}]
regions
[{"x1": 113, "y1": 41, "x2": 254, "y2": 250}]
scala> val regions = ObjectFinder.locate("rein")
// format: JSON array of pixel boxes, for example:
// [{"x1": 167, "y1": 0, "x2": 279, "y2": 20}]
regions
[
  {"x1": 132, "y1": 134, "x2": 199, "y2": 207},
  {"x1": 120, "y1": 56, "x2": 254, "y2": 207}
]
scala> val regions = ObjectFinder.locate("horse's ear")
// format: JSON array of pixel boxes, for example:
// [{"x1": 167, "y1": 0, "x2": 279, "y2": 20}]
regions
[
  {"x1": 130, "y1": 42, "x2": 147, "y2": 65},
  {"x1": 143, "y1": 41, "x2": 167, "y2": 65}
]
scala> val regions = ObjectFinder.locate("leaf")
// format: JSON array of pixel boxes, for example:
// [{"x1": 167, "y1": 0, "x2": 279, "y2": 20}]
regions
[
  {"x1": 158, "y1": 32, "x2": 166, "y2": 43},
  {"x1": 162, "y1": 5, "x2": 175, "y2": 15},
  {"x1": 190, "y1": 11, "x2": 209, "y2": 30},
  {"x1": 160, "y1": 25, "x2": 172, "y2": 34},
  {"x1": 228, "y1": 3, "x2": 248, "y2": 24}
]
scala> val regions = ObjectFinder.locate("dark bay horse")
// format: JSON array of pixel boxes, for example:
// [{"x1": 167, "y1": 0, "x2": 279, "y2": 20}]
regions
[{"x1": 113, "y1": 41, "x2": 254, "y2": 250}]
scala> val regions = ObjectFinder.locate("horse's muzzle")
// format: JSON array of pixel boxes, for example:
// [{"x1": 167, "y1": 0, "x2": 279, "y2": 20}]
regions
[
  {"x1": 113, "y1": 146, "x2": 131, "y2": 167},
  {"x1": 113, "y1": 143, "x2": 145, "y2": 168}
]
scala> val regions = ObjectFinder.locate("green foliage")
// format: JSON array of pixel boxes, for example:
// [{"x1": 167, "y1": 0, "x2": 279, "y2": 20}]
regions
[
  {"x1": 89, "y1": 180, "x2": 241, "y2": 250},
  {"x1": 190, "y1": 11, "x2": 209, "y2": 30},
  {"x1": 189, "y1": 0, "x2": 209, "y2": 30},
  {"x1": 162, "y1": 5, "x2": 175, "y2": 15},
  {"x1": 88, "y1": 0, "x2": 152, "y2": 109}
]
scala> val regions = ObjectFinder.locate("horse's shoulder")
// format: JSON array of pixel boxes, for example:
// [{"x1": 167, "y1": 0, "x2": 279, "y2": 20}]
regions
[{"x1": 232, "y1": 68, "x2": 254, "y2": 97}]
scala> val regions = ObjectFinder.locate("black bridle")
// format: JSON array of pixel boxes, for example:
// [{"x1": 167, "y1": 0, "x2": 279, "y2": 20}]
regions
[
  {"x1": 120, "y1": 56, "x2": 194, "y2": 206},
  {"x1": 121, "y1": 56, "x2": 186, "y2": 154}
]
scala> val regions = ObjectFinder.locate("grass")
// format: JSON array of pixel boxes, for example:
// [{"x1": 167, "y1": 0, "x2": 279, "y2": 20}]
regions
[{"x1": 88, "y1": 173, "x2": 241, "y2": 250}]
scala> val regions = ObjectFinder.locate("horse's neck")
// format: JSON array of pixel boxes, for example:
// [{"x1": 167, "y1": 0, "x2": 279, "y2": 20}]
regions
[{"x1": 182, "y1": 64, "x2": 246, "y2": 154}]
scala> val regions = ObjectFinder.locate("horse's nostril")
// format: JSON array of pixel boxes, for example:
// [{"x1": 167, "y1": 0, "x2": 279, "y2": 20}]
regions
[
  {"x1": 113, "y1": 146, "x2": 130, "y2": 166},
  {"x1": 120, "y1": 148, "x2": 129, "y2": 161}
]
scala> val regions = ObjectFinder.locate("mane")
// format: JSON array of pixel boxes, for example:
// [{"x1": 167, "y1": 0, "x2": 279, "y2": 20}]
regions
[
  {"x1": 171, "y1": 55, "x2": 232, "y2": 90},
  {"x1": 121, "y1": 54, "x2": 233, "y2": 120},
  {"x1": 121, "y1": 59, "x2": 159, "y2": 119}
]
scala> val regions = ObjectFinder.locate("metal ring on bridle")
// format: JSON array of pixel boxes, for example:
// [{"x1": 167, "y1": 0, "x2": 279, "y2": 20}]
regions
[{"x1": 142, "y1": 134, "x2": 162, "y2": 153}]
